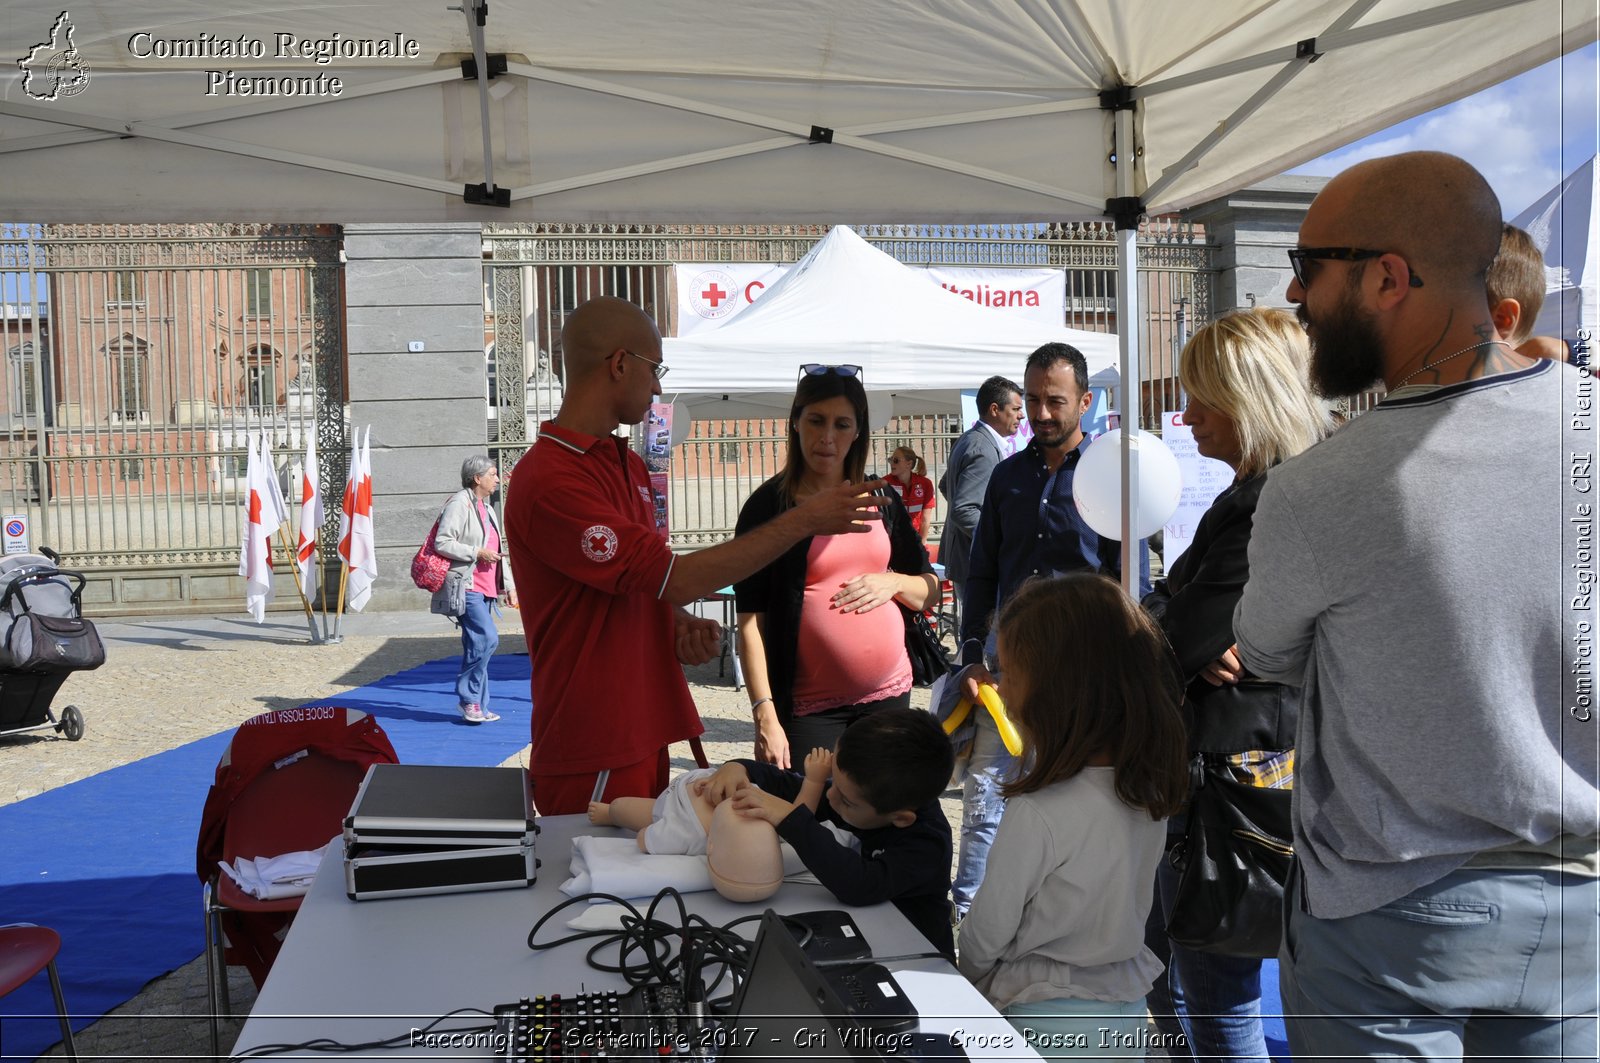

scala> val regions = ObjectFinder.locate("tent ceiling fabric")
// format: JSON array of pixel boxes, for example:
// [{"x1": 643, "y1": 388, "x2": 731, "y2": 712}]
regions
[{"x1": 2, "y1": 1, "x2": 1590, "y2": 223}]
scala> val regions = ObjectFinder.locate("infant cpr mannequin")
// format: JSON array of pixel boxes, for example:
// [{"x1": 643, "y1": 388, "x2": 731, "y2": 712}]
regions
[
  {"x1": 704, "y1": 799, "x2": 784, "y2": 902},
  {"x1": 588, "y1": 770, "x2": 784, "y2": 902}
]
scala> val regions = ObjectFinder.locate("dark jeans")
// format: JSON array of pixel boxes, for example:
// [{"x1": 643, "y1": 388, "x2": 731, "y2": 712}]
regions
[
  {"x1": 784, "y1": 691, "x2": 911, "y2": 761},
  {"x1": 1145, "y1": 820, "x2": 1271, "y2": 1060}
]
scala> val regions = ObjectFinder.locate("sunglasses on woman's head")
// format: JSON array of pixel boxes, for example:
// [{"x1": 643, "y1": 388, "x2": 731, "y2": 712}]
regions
[{"x1": 798, "y1": 363, "x2": 863, "y2": 381}]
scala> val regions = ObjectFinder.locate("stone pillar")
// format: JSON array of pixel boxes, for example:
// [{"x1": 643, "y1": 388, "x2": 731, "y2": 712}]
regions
[
  {"x1": 1182, "y1": 175, "x2": 1327, "y2": 312},
  {"x1": 343, "y1": 223, "x2": 485, "y2": 611}
]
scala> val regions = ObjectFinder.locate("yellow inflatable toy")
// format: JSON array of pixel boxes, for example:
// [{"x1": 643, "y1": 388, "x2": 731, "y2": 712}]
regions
[{"x1": 942, "y1": 682, "x2": 1023, "y2": 756}]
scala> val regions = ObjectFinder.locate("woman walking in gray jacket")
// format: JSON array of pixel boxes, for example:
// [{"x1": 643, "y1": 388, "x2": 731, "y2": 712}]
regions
[{"x1": 431, "y1": 455, "x2": 518, "y2": 723}]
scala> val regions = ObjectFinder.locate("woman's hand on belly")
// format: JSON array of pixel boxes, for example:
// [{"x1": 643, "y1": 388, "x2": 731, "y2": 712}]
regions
[{"x1": 831, "y1": 572, "x2": 902, "y2": 614}]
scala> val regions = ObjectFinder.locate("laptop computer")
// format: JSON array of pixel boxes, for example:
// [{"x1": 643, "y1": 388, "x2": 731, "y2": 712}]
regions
[{"x1": 719, "y1": 909, "x2": 968, "y2": 1061}]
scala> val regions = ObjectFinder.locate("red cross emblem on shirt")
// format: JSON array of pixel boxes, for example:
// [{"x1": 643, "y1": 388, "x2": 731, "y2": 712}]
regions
[{"x1": 580, "y1": 524, "x2": 619, "y2": 562}]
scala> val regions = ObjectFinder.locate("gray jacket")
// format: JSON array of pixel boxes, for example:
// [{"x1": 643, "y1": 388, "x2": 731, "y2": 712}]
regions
[
  {"x1": 937, "y1": 422, "x2": 1003, "y2": 586},
  {"x1": 428, "y1": 488, "x2": 513, "y2": 617}
]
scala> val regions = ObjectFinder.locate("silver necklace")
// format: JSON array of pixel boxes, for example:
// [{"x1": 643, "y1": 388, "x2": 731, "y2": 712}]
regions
[{"x1": 1394, "y1": 339, "x2": 1511, "y2": 388}]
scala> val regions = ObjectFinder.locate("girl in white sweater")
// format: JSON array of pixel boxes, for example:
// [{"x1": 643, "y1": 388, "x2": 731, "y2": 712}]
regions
[{"x1": 956, "y1": 573, "x2": 1188, "y2": 1059}]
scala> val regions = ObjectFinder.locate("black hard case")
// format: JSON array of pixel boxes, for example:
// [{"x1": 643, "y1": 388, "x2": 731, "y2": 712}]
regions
[{"x1": 342, "y1": 764, "x2": 539, "y2": 900}]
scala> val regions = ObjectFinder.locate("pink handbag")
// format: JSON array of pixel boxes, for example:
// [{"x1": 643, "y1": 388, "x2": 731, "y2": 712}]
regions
[{"x1": 410, "y1": 516, "x2": 451, "y2": 592}]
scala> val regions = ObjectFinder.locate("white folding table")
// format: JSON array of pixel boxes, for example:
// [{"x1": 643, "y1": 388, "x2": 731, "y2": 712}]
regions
[{"x1": 231, "y1": 813, "x2": 1041, "y2": 1060}]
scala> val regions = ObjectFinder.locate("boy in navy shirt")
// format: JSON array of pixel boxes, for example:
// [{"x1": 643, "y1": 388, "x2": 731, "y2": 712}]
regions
[{"x1": 705, "y1": 708, "x2": 955, "y2": 957}]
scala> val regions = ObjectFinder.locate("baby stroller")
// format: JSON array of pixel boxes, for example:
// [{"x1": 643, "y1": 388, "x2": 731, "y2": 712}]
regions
[{"x1": 0, "y1": 551, "x2": 104, "y2": 742}]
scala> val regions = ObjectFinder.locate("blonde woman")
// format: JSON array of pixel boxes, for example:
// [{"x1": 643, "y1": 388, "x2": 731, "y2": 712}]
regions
[{"x1": 1141, "y1": 307, "x2": 1330, "y2": 1059}]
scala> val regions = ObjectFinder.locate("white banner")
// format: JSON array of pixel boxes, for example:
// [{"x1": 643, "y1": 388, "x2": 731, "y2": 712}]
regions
[
  {"x1": 673, "y1": 264, "x2": 790, "y2": 335},
  {"x1": 1160, "y1": 410, "x2": 1234, "y2": 568},
  {"x1": 674, "y1": 263, "x2": 1065, "y2": 335},
  {"x1": 926, "y1": 266, "x2": 1064, "y2": 329}
]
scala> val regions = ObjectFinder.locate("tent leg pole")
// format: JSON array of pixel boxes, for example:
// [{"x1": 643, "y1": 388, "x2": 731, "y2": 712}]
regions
[{"x1": 1113, "y1": 107, "x2": 1141, "y2": 599}]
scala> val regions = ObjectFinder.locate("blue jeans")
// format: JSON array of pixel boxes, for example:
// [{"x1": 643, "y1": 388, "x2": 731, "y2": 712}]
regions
[
  {"x1": 1002, "y1": 997, "x2": 1149, "y2": 1059},
  {"x1": 1149, "y1": 837, "x2": 1269, "y2": 1060},
  {"x1": 1281, "y1": 862, "x2": 1599, "y2": 1061},
  {"x1": 953, "y1": 707, "x2": 1016, "y2": 915},
  {"x1": 455, "y1": 592, "x2": 499, "y2": 711}
]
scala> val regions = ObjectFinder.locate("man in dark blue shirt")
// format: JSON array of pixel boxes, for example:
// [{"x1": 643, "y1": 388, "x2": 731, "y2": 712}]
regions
[{"x1": 951, "y1": 341, "x2": 1134, "y2": 917}]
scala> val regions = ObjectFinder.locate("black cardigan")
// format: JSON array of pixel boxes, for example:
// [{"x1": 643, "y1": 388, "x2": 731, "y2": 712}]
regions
[
  {"x1": 733, "y1": 479, "x2": 933, "y2": 728},
  {"x1": 1143, "y1": 471, "x2": 1296, "y2": 754},
  {"x1": 1143, "y1": 472, "x2": 1264, "y2": 684}
]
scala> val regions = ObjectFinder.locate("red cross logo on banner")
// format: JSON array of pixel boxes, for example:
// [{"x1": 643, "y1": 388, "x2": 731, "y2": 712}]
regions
[{"x1": 688, "y1": 269, "x2": 739, "y2": 321}]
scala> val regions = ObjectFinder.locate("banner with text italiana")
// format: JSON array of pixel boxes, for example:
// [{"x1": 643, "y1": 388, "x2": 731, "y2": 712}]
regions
[{"x1": 673, "y1": 264, "x2": 1065, "y2": 335}]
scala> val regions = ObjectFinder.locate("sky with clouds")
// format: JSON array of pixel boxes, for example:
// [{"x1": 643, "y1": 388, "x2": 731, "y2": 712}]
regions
[{"x1": 1288, "y1": 41, "x2": 1598, "y2": 217}]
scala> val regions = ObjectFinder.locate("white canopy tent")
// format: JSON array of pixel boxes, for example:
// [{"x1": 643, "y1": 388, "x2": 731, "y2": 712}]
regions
[
  {"x1": 1512, "y1": 155, "x2": 1599, "y2": 343},
  {"x1": 664, "y1": 226, "x2": 1119, "y2": 421},
  {"x1": 0, "y1": 2, "x2": 1585, "y2": 225},
  {"x1": 3, "y1": 0, "x2": 1590, "y2": 587}
]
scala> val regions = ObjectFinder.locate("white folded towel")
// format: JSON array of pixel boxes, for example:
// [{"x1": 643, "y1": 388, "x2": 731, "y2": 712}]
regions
[
  {"x1": 561, "y1": 834, "x2": 829, "y2": 901},
  {"x1": 219, "y1": 839, "x2": 335, "y2": 900}
]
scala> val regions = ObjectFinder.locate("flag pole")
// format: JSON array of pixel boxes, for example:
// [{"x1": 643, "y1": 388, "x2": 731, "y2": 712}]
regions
[
  {"x1": 276, "y1": 524, "x2": 322, "y2": 643},
  {"x1": 333, "y1": 555, "x2": 349, "y2": 641},
  {"x1": 318, "y1": 545, "x2": 330, "y2": 639},
  {"x1": 320, "y1": 544, "x2": 332, "y2": 627}
]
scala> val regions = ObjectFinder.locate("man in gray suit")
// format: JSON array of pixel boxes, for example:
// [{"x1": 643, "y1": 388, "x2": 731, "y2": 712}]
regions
[{"x1": 936, "y1": 375, "x2": 1022, "y2": 632}]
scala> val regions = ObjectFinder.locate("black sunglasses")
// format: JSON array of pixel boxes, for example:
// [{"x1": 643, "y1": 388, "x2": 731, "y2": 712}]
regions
[
  {"x1": 1288, "y1": 247, "x2": 1424, "y2": 289},
  {"x1": 798, "y1": 363, "x2": 862, "y2": 381}
]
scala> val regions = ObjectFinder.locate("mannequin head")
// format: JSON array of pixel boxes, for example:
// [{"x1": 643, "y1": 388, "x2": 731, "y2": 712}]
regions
[{"x1": 705, "y1": 799, "x2": 784, "y2": 902}]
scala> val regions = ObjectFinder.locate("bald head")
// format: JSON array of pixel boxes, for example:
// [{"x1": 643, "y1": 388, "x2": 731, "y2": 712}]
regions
[
  {"x1": 559, "y1": 297, "x2": 660, "y2": 381},
  {"x1": 1315, "y1": 151, "x2": 1501, "y2": 294}
]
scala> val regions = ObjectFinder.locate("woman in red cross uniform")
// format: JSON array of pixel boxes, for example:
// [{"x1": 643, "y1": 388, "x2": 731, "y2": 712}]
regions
[{"x1": 886, "y1": 446, "x2": 935, "y2": 544}]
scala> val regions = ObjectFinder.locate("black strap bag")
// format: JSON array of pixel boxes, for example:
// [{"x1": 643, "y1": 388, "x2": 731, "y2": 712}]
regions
[
  {"x1": 898, "y1": 602, "x2": 951, "y2": 687},
  {"x1": 1165, "y1": 758, "x2": 1293, "y2": 958}
]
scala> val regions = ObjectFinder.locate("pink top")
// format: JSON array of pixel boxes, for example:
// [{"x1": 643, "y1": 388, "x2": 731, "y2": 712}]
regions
[
  {"x1": 791, "y1": 522, "x2": 913, "y2": 714},
  {"x1": 472, "y1": 499, "x2": 500, "y2": 597}
]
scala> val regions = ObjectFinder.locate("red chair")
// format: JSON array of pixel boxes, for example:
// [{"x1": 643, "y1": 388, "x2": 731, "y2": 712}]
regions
[
  {"x1": 196, "y1": 707, "x2": 397, "y2": 1056},
  {"x1": 0, "y1": 924, "x2": 77, "y2": 1061}
]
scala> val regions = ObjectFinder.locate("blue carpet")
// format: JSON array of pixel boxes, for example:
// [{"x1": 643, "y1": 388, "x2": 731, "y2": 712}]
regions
[{"x1": 0, "y1": 652, "x2": 532, "y2": 1060}]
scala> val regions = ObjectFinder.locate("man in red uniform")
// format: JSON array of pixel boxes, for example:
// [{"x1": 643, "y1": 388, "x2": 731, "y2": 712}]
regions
[{"x1": 506, "y1": 297, "x2": 889, "y2": 814}]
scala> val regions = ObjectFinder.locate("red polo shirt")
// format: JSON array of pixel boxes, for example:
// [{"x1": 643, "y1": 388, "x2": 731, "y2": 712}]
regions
[
  {"x1": 891, "y1": 473, "x2": 936, "y2": 536},
  {"x1": 504, "y1": 421, "x2": 703, "y2": 776}
]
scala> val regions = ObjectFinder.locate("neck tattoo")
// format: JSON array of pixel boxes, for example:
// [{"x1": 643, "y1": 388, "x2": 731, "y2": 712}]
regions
[{"x1": 1394, "y1": 339, "x2": 1512, "y2": 389}]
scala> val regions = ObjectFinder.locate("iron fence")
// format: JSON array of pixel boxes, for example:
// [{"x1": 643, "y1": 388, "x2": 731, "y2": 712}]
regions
[
  {"x1": 483, "y1": 221, "x2": 1215, "y2": 547},
  {"x1": 0, "y1": 223, "x2": 343, "y2": 607}
]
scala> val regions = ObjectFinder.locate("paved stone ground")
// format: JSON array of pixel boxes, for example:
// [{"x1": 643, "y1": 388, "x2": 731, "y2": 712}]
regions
[{"x1": 4, "y1": 609, "x2": 1179, "y2": 1061}]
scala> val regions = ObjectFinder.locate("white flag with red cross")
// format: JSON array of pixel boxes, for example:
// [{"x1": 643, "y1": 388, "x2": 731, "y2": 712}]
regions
[
  {"x1": 239, "y1": 433, "x2": 286, "y2": 623},
  {"x1": 338, "y1": 426, "x2": 376, "y2": 612},
  {"x1": 296, "y1": 436, "x2": 323, "y2": 595}
]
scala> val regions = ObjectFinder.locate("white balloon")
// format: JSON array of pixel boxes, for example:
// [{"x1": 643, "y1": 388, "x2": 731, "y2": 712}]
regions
[
  {"x1": 1073, "y1": 429, "x2": 1183, "y2": 540},
  {"x1": 865, "y1": 390, "x2": 895, "y2": 432},
  {"x1": 668, "y1": 398, "x2": 692, "y2": 448}
]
